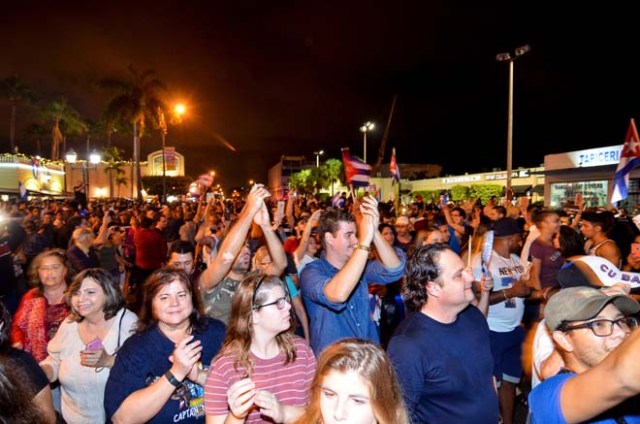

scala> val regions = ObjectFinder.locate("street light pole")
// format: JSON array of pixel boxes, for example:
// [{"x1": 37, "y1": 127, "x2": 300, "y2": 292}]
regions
[
  {"x1": 314, "y1": 150, "x2": 324, "y2": 167},
  {"x1": 496, "y1": 44, "x2": 531, "y2": 195},
  {"x1": 158, "y1": 108, "x2": 168, "y2": 204},
  {"x1": 360, "y1": 121, "x2": 374, "y2": 163}
]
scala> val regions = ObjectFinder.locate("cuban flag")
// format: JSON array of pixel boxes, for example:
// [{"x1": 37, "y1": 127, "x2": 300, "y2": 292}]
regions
[
  {"x1": 611, "y1": 118, "x2": 640, "y2": 204},
  {"x1": 389, "y1": 147, "x2": 400, "y2": 184},
  {"x1": 341, "y1": 147, "x2": 371, "y2": 187}
]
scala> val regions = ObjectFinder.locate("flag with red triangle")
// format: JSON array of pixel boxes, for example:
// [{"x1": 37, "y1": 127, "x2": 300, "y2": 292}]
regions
[
  {"x1": 341, "y1": 147, "x2": 371, "y2": 187},
  {"x1": 611, "y1": 118, "x2": 640, "y2": 203}
]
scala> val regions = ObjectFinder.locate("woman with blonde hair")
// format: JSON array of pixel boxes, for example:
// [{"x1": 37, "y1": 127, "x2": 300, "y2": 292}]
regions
[
  {"x1": 295, "y1": 338, "x2": 409, "y2": 424},
  {"x1": 204, "y1": 273, "x2": 316, "y2": 423}
]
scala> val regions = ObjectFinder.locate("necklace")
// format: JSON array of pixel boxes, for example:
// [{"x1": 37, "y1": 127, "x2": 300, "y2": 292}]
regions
[{"x1": 494, "y1": 251, "x2": 520, "y2": 277}]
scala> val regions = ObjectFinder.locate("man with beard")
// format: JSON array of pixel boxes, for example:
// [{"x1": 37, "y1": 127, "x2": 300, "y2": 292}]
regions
[
  {"x1": 529, "y1": 286, "x2": 640, "y2": 423},
  {"x1": 198, "y1": 184, "x2": 285, "y2": 325}
]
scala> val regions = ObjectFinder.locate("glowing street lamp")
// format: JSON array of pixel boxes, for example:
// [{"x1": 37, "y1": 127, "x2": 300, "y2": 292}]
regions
[
  {"x1": 496, "y1": 44, "x2": 531, "y2": 195},
  {"x1": 360, "y1": 121, "x2": 374, "y2": 163},
  {"x1": 314, "y1": 150, "x2": 324, "y2": 167},
  {"x1": 159, "y1": 103, "x2": 187, "y2": 203}
]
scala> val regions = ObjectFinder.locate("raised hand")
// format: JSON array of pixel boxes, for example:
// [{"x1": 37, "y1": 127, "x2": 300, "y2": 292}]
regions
[
  {"x1": 253, "y1": 203, "x2": 271, "y2": 227},
  {"x1": 167, "y1": 335, "x2": 203, "y2": 381},
  {"x1": 358, "y1": 195, "x2": 379, "y2": 246},
  {"x1": 245, "y1": 184, "x2": 271, "y2": 215}
]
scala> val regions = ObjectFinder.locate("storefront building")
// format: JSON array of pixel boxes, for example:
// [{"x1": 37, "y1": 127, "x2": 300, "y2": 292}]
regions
[{"x1": 542, "y1": 145, "x2": 633, "y2": 209}]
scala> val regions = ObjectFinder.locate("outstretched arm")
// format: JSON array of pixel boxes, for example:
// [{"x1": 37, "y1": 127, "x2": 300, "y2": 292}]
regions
[{"x1": 199, "y1": 184, "x2": 271, "y2": 291}]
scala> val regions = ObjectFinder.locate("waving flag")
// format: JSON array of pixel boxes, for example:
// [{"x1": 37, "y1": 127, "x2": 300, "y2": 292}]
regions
[
  {"x1": 390, "y1": 147, "x2": 400, "y2": 184},
  {"x1": 611, "y1": 118, "x2": 640, "y2": 204},
  {"x1": 341, "y1": 147, "x2": 371, "y2": 187}
]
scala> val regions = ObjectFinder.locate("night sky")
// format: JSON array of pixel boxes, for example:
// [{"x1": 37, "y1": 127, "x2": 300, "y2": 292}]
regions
[{"x1": 2, "y1": 1, "x2": 640, "y2": 188}]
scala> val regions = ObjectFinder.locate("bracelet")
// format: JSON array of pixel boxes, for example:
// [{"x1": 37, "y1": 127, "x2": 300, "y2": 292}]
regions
[
  {"x1": 355, "y1": 243, "x2": 371, "y2": 252},
  {"x1": 164, "y1": 370, "x2": 182, "y2": 388}
]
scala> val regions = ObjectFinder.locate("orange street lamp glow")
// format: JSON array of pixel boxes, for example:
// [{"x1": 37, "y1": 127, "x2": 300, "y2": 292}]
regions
[{"x1": 175, "y1": 103, "x2": 186, "y2": 116}]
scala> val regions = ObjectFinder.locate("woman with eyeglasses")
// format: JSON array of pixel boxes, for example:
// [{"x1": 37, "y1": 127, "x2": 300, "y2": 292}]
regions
[
  {"x1": 252, "y1": 245, "x2": 310, "y2": 343},
  {"x1": 105, "y1": 267, "x2": 226, "y2": 423},
  {"x1": 11, "y1": 249, "x2": 71, "y2": 363},
  {"x1": 204, "y1": 273, "x2": 316, "y2": 424},
  {"x1": 39, "y1": 268, "x2": 137, "y2": 424}
]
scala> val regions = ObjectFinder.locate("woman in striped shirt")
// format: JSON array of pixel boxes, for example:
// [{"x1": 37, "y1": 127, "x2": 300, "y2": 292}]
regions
[{"x1": 204, "y1": 273, "x2": 317, "y2": 423}]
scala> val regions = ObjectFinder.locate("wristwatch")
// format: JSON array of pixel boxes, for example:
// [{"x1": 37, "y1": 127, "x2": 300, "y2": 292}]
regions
[
  {"x1": 355, "y1": 243, "x2": 371, "y2": 252},
  {"x1": 164, "y1": 370, "x2": 182, "y2": 388}
]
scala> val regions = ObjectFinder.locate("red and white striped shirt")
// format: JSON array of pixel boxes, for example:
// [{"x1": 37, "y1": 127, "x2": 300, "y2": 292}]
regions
[{"x1": 204, "y1": 337, "x2": 316, "y2": 423}]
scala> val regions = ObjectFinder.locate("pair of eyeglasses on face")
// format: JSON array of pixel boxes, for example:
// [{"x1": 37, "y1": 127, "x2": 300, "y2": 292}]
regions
[
  {"x1": 251, "y1": 275, "x2": 291, "y2": 311},
  {"x1": 558, "y1": 317, "x2": 638, "y2": 337}
]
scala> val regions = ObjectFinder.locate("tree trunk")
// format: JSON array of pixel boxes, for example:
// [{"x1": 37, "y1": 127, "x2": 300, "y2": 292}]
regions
[{"x1": 133, "y1": 122, "x2": 142, "y2": 201}]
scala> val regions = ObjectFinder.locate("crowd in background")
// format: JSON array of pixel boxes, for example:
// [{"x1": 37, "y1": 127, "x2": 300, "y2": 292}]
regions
[{"x1": 1, "y1": 187, "x2": 640, "y2": 423}]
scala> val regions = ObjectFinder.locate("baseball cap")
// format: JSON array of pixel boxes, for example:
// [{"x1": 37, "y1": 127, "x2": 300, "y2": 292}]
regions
[
  {"x1": 395, "y1": 216, "x2": 409, "y2": 226},
  {"x1": 492, "y1": 217, "x2": 521, "y2": 237},
  {"x1": 545, "y1": 286, "x2": 640, "y2": 331}
]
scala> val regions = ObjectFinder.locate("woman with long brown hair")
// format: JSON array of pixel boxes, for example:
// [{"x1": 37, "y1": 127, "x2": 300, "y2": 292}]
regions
[{"x1": 204, "y1": 273, "x2": 316, "y2": 423}]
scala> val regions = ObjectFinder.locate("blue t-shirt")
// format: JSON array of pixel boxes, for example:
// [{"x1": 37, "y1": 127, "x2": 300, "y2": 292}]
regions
[
  {"x1": 104, "y1": 318, "x2": 226, "y2": 423},
  {"x1": 529, "y1": 372, "x2": 640, "y2": 424},
  {"x1": 300, "y1": 251, "x2": 405, "y2": 355},
  {"x1": 388, "y1": 306, "x2": 499, "y2": 424}
]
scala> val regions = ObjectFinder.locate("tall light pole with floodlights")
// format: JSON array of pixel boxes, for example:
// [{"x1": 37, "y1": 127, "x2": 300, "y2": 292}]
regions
[
  {"x1": 360, "y1": 121, "x2": 374, "y2": 163},
  {"x1": 314, "y1": 150, "x2": 324, "y2": 168},
  {"x1": 496, "y1": 44, "x2": 531, "y2": 195}
]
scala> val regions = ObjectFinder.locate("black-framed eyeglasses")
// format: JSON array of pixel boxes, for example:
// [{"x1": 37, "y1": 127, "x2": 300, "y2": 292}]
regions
[
  {"x1": 251, "y1": 275, "x2": 291, "y2": 310},
  {"x1": 558, "y1": 317, "x2": 638, "y2": 337}
]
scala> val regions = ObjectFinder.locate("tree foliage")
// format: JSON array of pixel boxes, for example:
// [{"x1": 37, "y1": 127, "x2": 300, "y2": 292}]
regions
[
  {"x1": 98, "y1": 65, "x2": 167, "y2": 201},
  {"x1": 287, "y1": 159, "x2": 344, "y2": 194}
]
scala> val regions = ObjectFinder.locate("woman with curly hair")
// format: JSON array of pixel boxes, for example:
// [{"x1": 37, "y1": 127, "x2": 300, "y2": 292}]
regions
[{"x1": 204, "y1": 273, "x2": 316, "y2": 423}]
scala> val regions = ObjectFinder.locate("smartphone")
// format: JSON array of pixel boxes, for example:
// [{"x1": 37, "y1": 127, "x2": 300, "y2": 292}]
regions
[
  {"x1": 86, "y1": 337, "x2": 103, "y2": 350},
  {"x1": 632, "y1": 243, "x2": 640, "y2": 256}
]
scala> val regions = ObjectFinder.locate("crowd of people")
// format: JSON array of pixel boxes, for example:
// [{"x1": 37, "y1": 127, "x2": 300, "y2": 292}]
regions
[{"x1": 1, "y1": 185, "x2": 640, "y2": 424}]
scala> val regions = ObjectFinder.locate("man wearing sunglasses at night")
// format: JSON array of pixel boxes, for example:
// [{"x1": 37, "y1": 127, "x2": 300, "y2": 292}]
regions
[{"x1": 529, "y1": 286, "x2": 640, "y2": 423}]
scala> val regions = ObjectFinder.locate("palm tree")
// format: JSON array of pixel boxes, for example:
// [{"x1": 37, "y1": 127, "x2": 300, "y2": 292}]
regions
[
  {"x1": 98, "y1": 65, "x2": 167, "y2": 201},
  {"x1": 324, "y1": 158, "x2": 344, "y2": 195},
  {"x1": 102, "y1": 146, "x2": 126, "y2": 198},
  {"x1": 115, "y1": 175, "x2": 128, "y2": 198},
  {"x1": 40, "y1": 97, "x2": 86, "y2": 160},
  {"x1": 0, "y1": 76, "x2": 36, "y2": 152}
]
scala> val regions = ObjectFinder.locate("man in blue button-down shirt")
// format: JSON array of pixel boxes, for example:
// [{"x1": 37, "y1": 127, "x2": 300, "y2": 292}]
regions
[{"x1": 299, "y1": 195, "x2": 405, "y2": 355}]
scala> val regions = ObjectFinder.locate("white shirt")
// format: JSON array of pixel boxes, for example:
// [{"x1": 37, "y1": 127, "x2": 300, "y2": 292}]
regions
[{"x1": 40, "y1": 308, "x2": 138, "y2": 424}]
